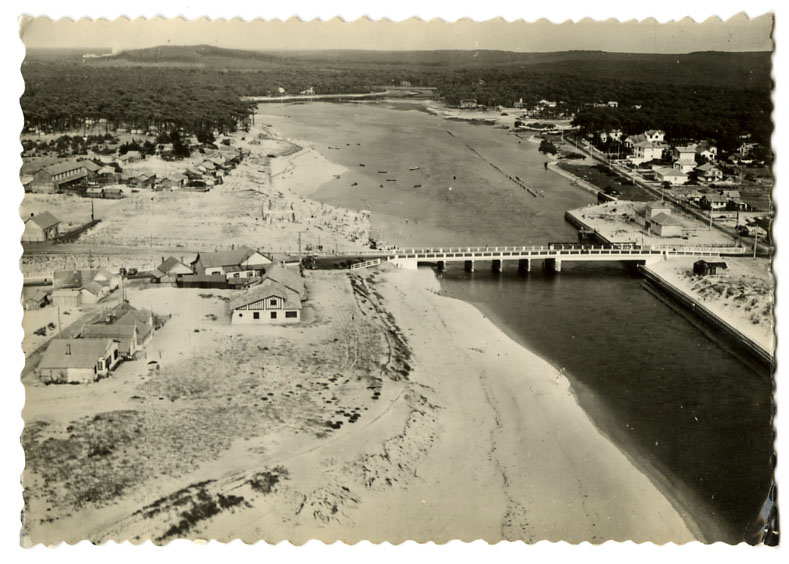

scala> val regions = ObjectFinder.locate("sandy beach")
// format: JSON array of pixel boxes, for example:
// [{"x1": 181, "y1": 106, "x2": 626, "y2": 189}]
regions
[{"x1": 22, "y1": 265, "x2": 697, "y2": 544}]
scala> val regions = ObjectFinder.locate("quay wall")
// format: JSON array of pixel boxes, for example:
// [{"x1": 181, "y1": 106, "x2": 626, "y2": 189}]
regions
[{"x1": 639, "y1": 264, "x2": 774, "y2": 369}]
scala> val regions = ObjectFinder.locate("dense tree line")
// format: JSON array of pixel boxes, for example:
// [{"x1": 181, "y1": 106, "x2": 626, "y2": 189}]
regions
[{"x1": 21, "y1": 51, "x2": 773, "y2": 151}]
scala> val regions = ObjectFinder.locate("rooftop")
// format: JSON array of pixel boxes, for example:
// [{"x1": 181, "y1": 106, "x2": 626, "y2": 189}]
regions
[
  {"x1": 39, "y1": 339, "x2": 112, "y2": 370},
  {"x1": 26, "y1": 211, "x2": 60, "y2": 231}
]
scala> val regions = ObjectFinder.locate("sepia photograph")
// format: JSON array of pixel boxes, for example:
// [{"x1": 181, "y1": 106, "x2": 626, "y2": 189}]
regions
[{"x1": 4, "y1": 2, "x2": 783, "y2": 556}]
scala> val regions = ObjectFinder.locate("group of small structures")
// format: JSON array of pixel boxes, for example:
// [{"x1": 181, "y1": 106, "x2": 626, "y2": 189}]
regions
[
  {"x1": 27, "y1": 245, "x2": 308, "y2": 385},
  {"x1": 21, "y1": 144, "x2": 247, "y2": 197},
  {"x1": 37, "y1": 301, "x2": 163, "y2": 385}
]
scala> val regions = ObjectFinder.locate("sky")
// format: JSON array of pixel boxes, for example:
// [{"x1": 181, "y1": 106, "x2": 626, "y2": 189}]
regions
[{"x1": 19, "y1": 13, "x2": 774, "y2": 53}]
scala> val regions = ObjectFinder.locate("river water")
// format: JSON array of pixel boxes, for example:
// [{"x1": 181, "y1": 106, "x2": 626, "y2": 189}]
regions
[{"x1": 257, "y1": 101, "x2": 775, "y2": 543}]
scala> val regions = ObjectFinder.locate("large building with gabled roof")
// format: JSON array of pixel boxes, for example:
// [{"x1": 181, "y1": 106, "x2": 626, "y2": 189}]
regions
[{"x1": 191, "y1": 246, "x2": 272, "y2": 278}]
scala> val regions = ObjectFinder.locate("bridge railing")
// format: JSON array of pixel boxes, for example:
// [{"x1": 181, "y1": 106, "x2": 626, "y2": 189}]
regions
[{"x1": 340, "y1": 243, "x2": 736, "y2": 258}]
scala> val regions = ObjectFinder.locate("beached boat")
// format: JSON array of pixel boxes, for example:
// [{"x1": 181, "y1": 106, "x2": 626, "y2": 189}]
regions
[
  {"x1": 413, "y1": 184, "x2": 422, "y2": 188},
  {"x1": 378, "y1": 170, "x2": 387, "y2": 174},
  {"x1": 409, "y1": 167, "x2": 421, "y2": 171}
]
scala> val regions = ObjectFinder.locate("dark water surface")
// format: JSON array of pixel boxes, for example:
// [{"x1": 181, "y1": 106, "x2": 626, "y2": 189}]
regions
[{"x1": 259, "y1": 101, "x2": 775, "y2": 542}]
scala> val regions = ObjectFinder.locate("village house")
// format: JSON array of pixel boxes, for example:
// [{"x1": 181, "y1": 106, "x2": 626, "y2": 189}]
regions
[
  {"x1": 644, "y1": 130, "x2": 665, "y2": 143},
  {"x1": 646, "y1": 213, "x2": 684, "y2": 238},
  {"x1": 104, "y1": 301, "x2": 160, "y2": 344},
  {"x1": 137, "y1": 172, "x2": 156, "y2": 189},
  {"x1": 629, "y1": 141, "x2": 665, "y2": 164},
  {"x1": 191, "y1": 246, "x2": 272, "y2": 278},
  {"x1": 229, "y1": 278, "x2": 302, "y2": 325},
  {"x1": 38, "y1": 338, "x2": 120, "y2": 384},
  {"x1": 29, "y1": 161, "x2": 89, "y2": 193},
  {"x1": 116, "y1": 150, "x2": 143, "y2": 165},
  {"x1": 673, "y1": 188, "x2": 704, "y2": 205},
  {"x1": 51, "y1": 268, "x2": 120, "y2": 307},
  {"x1": 624, "y1": 133, "x2": 646, "y2": 149},
  {"x1": 700, "y1": 193, "x2": 728, "y2": 211},
  {"x1": 80, "y1": 323, "x2": 138, "y2": 359},
  {"x1": 696, "y1": 141, "x2": 718, "y2": 162},
  {"x1": 671, "y1": 145, "x2": 698, "y2": 173},
  {"x1": 80, "y1": 160, "x2": 102, "y2": 184},
  {"x1": 640, "y1": 202, "x2": 672, "y2": 220},
  {"x1": 153, "y1": 256, "x2": 194, "y2": 284},
  {"x1": 693, "y1": 260, "x2": 728, "y2": 276},
  {"x1": 22, "y1": 287, "x2": 51, "y2": 311},
  {"x1": 629, "y1": 142, "x2": 659, "y2": 164},
  {"x1": 656, "y1": 167, "x2": 688, "y2": 185},
  {"x1": 459, "y1": 99, "x2": 478, "y2": 109},
  {"x1": 22, "y1": 211, "x2": 60, "y2": 242},
  {"x1": 96, "y1": 165, "x2": 118, "y2": 184},
  {"x1": 695, "y1": 162, "x2": 724, "y2": 183}
]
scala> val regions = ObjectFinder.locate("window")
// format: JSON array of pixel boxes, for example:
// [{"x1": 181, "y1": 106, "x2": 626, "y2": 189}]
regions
[
  {"x1": 253, "y1": 312, "x2": 260, "y2": 320},
  {"x1": 285, "y1": 311, "x2": 297, "y2": 319},
  {"x1": 270, "y1": 298, "x2": 277, "y2": 306},
  {"x1": 270, "y1": 311, "x2": 277, "y2": 319},
  {"x1": 98, "y1": 360, "x2": 105, "y2": 371},
  {"x1": 114, "y1": 350, "x2": 118, "y2": 360}
]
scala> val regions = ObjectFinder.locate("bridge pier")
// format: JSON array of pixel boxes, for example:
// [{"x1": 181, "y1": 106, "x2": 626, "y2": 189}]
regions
[
  {"x1": 437, "y1": 260, "x2": 446, "y2": 272},
  {"x1": 464, "y1": 260, "x2": 475, "y2": 273},
  {"x1": 492, "y1": 259, "x2": 503, "y2": 273},
  {"x1": 544, "y1": 258, "x2": 562, "y2": 273},
  {"x1": 518, "y1": 258, "x2": 531, "y2": 274}
]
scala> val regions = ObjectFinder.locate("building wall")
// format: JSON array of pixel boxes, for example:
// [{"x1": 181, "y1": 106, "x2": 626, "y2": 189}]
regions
[
  {"x1": 22, "y1": 222, "x2": 46, "y2": 242},
  {"x1": 39, "y1": 367, "x2": 96, "y2": 385},
  {"x1": 231, "y1": 308, "x2": 300, "y2": 324},
  {"x1": 52, "y1": 291, "x2": 82, "y2": 308},
  {"x1": 654, "y1": 224, "x2": 683, "y2": 237}
]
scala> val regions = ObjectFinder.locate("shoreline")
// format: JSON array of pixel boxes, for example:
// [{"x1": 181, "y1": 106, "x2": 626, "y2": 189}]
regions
[
  {"x1": 381, "y1": 267, "x2": 698, "y2": 543},
  {"x1": 438, "y1": 278, "x2": 719, "y2": 543}
]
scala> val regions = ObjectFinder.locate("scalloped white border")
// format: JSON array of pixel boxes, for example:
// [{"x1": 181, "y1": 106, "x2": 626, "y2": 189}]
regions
[{"x1": 1, "y1": 1, "x2": 786, "y2": 564}]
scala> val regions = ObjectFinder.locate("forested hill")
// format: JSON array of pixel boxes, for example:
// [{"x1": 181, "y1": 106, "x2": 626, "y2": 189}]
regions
[
  {"x1": 90, "y1": 45, "x2": 773, "y2": 90},
  {"x1": 21, "y1": 46, "x2": 773, "y2": 146}
]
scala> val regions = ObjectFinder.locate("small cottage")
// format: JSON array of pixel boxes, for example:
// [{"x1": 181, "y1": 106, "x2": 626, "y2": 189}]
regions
[
  {"x1": 80, "y1": 323, "x2": 138, "y2": 358},
  {"x1": 22, "y1": 211, "x2": 60, "y2": 242},
  {"x1": 38, "y1": 338, "x2": 120, "y2": 384},
  {"x1": 693, "y1": 260, "x2": 728, "y2": 276}
]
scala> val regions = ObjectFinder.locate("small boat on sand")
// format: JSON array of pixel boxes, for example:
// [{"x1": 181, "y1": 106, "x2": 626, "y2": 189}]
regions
[
  {"x1": 409, "y1": 167, "x2": 421, "y2": 171},
  {"x1": 359, "y1": 164, "x2": 366, "y2": 167},
  {"x1": 378, "y1": 170, "x2": 387, "y2": 174},
  {"x1": 386, "y1": 179, "x2": 396, "y2": 182},
  {"x1": 413, "y1": 184, "x2": 422, "y2": 188}
]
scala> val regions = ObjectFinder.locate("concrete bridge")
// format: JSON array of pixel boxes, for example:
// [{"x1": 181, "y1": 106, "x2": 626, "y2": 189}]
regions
[{"x1": 379, "y1": 244, "x2": 729, "y2": 272}]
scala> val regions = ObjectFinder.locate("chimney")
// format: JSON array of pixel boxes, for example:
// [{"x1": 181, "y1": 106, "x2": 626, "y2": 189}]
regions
[{"x1": 65, "y1": 344, "x2": 71, "y2": 356}]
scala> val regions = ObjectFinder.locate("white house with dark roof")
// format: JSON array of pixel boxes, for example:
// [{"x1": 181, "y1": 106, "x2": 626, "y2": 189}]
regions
[
  {"x1": 629, "y1": 141, "x2": 665, "y2": 164},
  {"x1": 22, "y1": 211, "x2": 60, "y2": 242},
  {"x1": 229, "y1": 278, "x2": 302, "y2": 325},
  {"x1": 695, "y1": 162, "x2": 724, "y2": 182},
  {"x1": 38, "y1": 338, "x2": 120, "y2": 384}
]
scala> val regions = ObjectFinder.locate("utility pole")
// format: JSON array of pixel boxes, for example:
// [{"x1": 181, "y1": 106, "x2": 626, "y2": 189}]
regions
[
  {"x1": 57, "y1": 307, "x2": 63, "y2": 339},
  {"x1": 298, "y1": 231, "x2": 302, "y2": 266},
  {"x1": 753, "y1": 232, "x2": 758, "y2": 259},
  {"x1": 91, "y1": 198, "x2": 95, "y2": 222}
]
